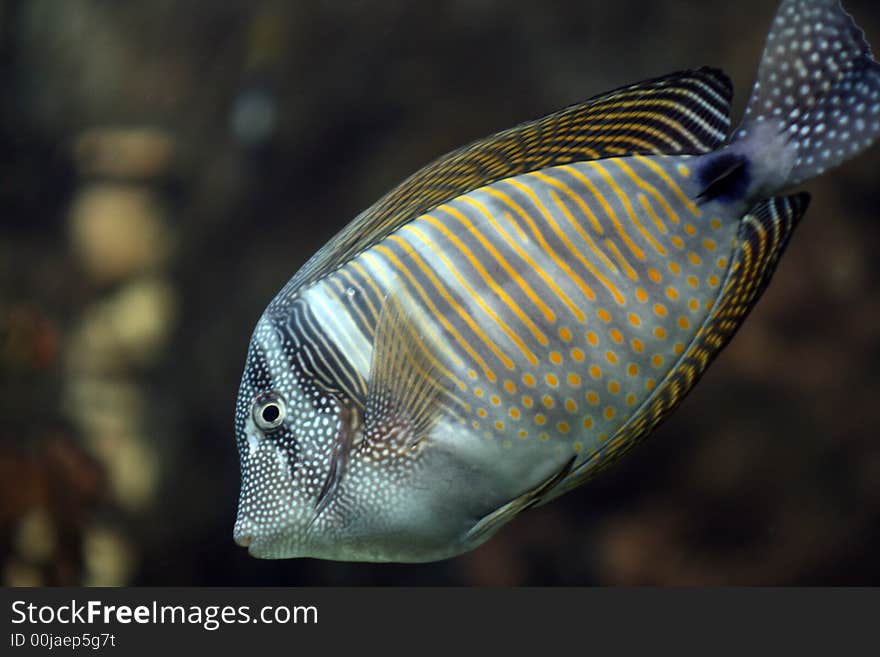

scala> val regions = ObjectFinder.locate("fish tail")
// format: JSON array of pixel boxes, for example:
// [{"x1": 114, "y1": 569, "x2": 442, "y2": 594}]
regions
[{"x1": 731, "y1": 0, "x2": 880, "y2": 192}]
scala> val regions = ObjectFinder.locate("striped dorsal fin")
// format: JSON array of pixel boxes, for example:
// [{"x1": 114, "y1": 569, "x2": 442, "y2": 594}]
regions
[
  {"x1": 558, "y1": 193, "x2": 811, "y2": 495},
  {"x1": 285, "y1": 67, "x2": 733, "y2": 293}
]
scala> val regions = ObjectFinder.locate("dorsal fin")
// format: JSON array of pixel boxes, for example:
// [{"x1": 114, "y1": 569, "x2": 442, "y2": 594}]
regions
[
  {"x1": 285, "y1": 67, "x2": 733, "y2": 293},
  {"x1": 561, "y1": 193, "x2": 810, "y2": 494}
]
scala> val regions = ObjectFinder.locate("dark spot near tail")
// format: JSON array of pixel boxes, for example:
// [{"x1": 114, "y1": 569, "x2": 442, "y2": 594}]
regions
[{"x1": 696, "y1": 152, "x2": 751, "y2": 204}]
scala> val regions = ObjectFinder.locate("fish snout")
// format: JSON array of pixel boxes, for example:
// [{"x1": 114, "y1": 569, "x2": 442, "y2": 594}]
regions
[{"x1": 233, "y1": 515, "x2": 258, "y2": 549}]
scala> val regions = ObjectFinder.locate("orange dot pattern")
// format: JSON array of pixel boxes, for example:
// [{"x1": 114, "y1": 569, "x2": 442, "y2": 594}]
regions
[
  {"x1": 416, "y1": 151, "x2": 780, "y2": 473},
  {"x1": 560, "y1": 194, "x2": 808, "y2": 491}
]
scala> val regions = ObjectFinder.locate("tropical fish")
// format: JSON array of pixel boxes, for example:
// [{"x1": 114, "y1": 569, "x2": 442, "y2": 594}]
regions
[{"x1": 233, "y1": 0, "x2": 880, "y2": 562}]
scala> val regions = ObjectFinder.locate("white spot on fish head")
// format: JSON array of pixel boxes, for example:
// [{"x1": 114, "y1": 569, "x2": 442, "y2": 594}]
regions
[
  {"x1": 275, "y1": 444, "x2": 289, "y2": 471},
  {"x1": 246, "y1": 425, "x2": 261, "y2": 458}
]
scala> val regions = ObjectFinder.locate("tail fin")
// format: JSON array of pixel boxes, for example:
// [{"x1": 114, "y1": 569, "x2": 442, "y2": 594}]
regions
[{"x1": 733, "y1": 0, "x2": 880, "y2": 187}]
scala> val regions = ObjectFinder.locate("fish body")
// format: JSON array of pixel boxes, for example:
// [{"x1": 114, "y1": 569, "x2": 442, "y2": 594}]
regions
[{"x1": 234, "y1": 0, "x2": 880, "y2": 562}]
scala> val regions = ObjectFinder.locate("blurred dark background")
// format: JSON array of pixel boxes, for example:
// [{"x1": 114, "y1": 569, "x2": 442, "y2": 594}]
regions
[{"x1": 2, "y1": 0, "x2": 880, "y2": 586}]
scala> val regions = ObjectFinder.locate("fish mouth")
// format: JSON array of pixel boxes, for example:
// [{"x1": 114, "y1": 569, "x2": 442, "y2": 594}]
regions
[
  {"x1": 234, "y1": 519, "x2": 337, "y2": 560},
  {"x1": 238, "y1": 533, "x2": 295, "y2": 560},
  {"x1": 233, "y1": 520, "x2": 288, "y2": 559},
  {"x1": 234, "y1": 531, "x2": 269, "y2": 558},
  {"x1": 244, "y1": 540, "x2": 275, "y2": 559}
]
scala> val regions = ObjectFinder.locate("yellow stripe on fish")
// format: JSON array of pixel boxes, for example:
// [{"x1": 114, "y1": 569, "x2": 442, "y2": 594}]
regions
[{"x1": 313, "y1": 155, "x2": 738, "y2": 456}]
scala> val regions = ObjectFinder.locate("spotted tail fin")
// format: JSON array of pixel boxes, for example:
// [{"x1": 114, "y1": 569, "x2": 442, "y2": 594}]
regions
[{"x1": 732, "y1": 0, "x2": 880, "y2": 190}]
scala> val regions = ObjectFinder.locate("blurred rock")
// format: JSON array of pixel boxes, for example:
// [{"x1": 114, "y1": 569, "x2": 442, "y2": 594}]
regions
[
  {"x1": 82, "y1": 526, "x2": 135, "y2": 586},
  {"x1": 65, "y1": 278, "x2": 177, "y2": 373},
  {"x1": 73, "y1": 127, "x2": 175, "y2": 179},
  {"x1": 0, "y1": 448, "x2": 40, "y2": 527},
  {"x1": 0, "y1": 434, "x2": 106, "y2": 586},
  {"x1": 68, "y1": 185, "x2": 172, "y2": 284},
  {"x1": 3, "y1": 559, "x2": 44, "y2": 587},
  {"x1": 107, "y1": 278, "x2": 177, "y2": 364},
  {"x1": 87, "y1": 428, "x2": 159, "y2": 512},
  {"x1": 64, "y1": 378, "x2": 144, "y2": 437},
  {"x1": 0, "y1": 307, "x2": 60, "y2": 371},
  {"x1": 63, "y1": 137, "x2": 177, "y2": 583},
  {"x1": 14, "y1": 508, "x2": 56, "y2": 562},
  {"x1": 62, "y1": 379, "x2": 151, "y2": 509}
]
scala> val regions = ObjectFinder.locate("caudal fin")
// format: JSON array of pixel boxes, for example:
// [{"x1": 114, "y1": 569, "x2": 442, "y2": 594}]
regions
[{"x1": 733, "y1": 0, "x2": 880, "y2": 187}]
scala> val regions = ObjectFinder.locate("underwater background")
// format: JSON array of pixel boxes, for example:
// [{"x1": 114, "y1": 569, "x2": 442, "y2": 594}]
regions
[{"x1": 2, "y1": 0, "x2": 880, "y2": 586}]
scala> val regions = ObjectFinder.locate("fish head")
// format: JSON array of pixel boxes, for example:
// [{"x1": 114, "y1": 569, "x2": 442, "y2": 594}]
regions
[
  {"x1": 232, "y1": 312, "x2": 350, "y2": 559},
  {"x1": 232, "y1": 312, "x2": 475, "y2": 562}
]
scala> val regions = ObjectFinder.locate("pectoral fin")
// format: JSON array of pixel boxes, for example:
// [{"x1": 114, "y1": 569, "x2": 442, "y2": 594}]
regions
[{"x1": 363, "y1": 293, "x2": 446, "y2": 448}]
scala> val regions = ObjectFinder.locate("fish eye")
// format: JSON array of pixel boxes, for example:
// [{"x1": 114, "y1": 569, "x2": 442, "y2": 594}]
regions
[{"x1": 253, "y1": 394, "x2": 286, "y2": 430}]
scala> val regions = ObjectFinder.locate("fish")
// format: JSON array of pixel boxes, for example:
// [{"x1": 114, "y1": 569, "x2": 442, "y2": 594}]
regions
[{"x1": 233, "y1": 0, "x2": 880, "y2": 563}]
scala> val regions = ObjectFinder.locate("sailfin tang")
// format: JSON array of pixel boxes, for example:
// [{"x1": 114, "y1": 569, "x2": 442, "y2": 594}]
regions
[
  {"x1": 364, "y1": 293, "x2": 445, "y2": 447},
  {"x1": 562, "y1": 194, "x2": 811, "y2": 493},
  {"x1": 286, "y1": 68, "x2": 733, "y2": 291}
]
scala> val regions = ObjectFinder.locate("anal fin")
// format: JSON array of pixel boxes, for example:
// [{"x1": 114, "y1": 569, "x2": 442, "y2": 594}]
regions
[{"x1": 465, "y1": 456, "x2": 576, "y2": 546}]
